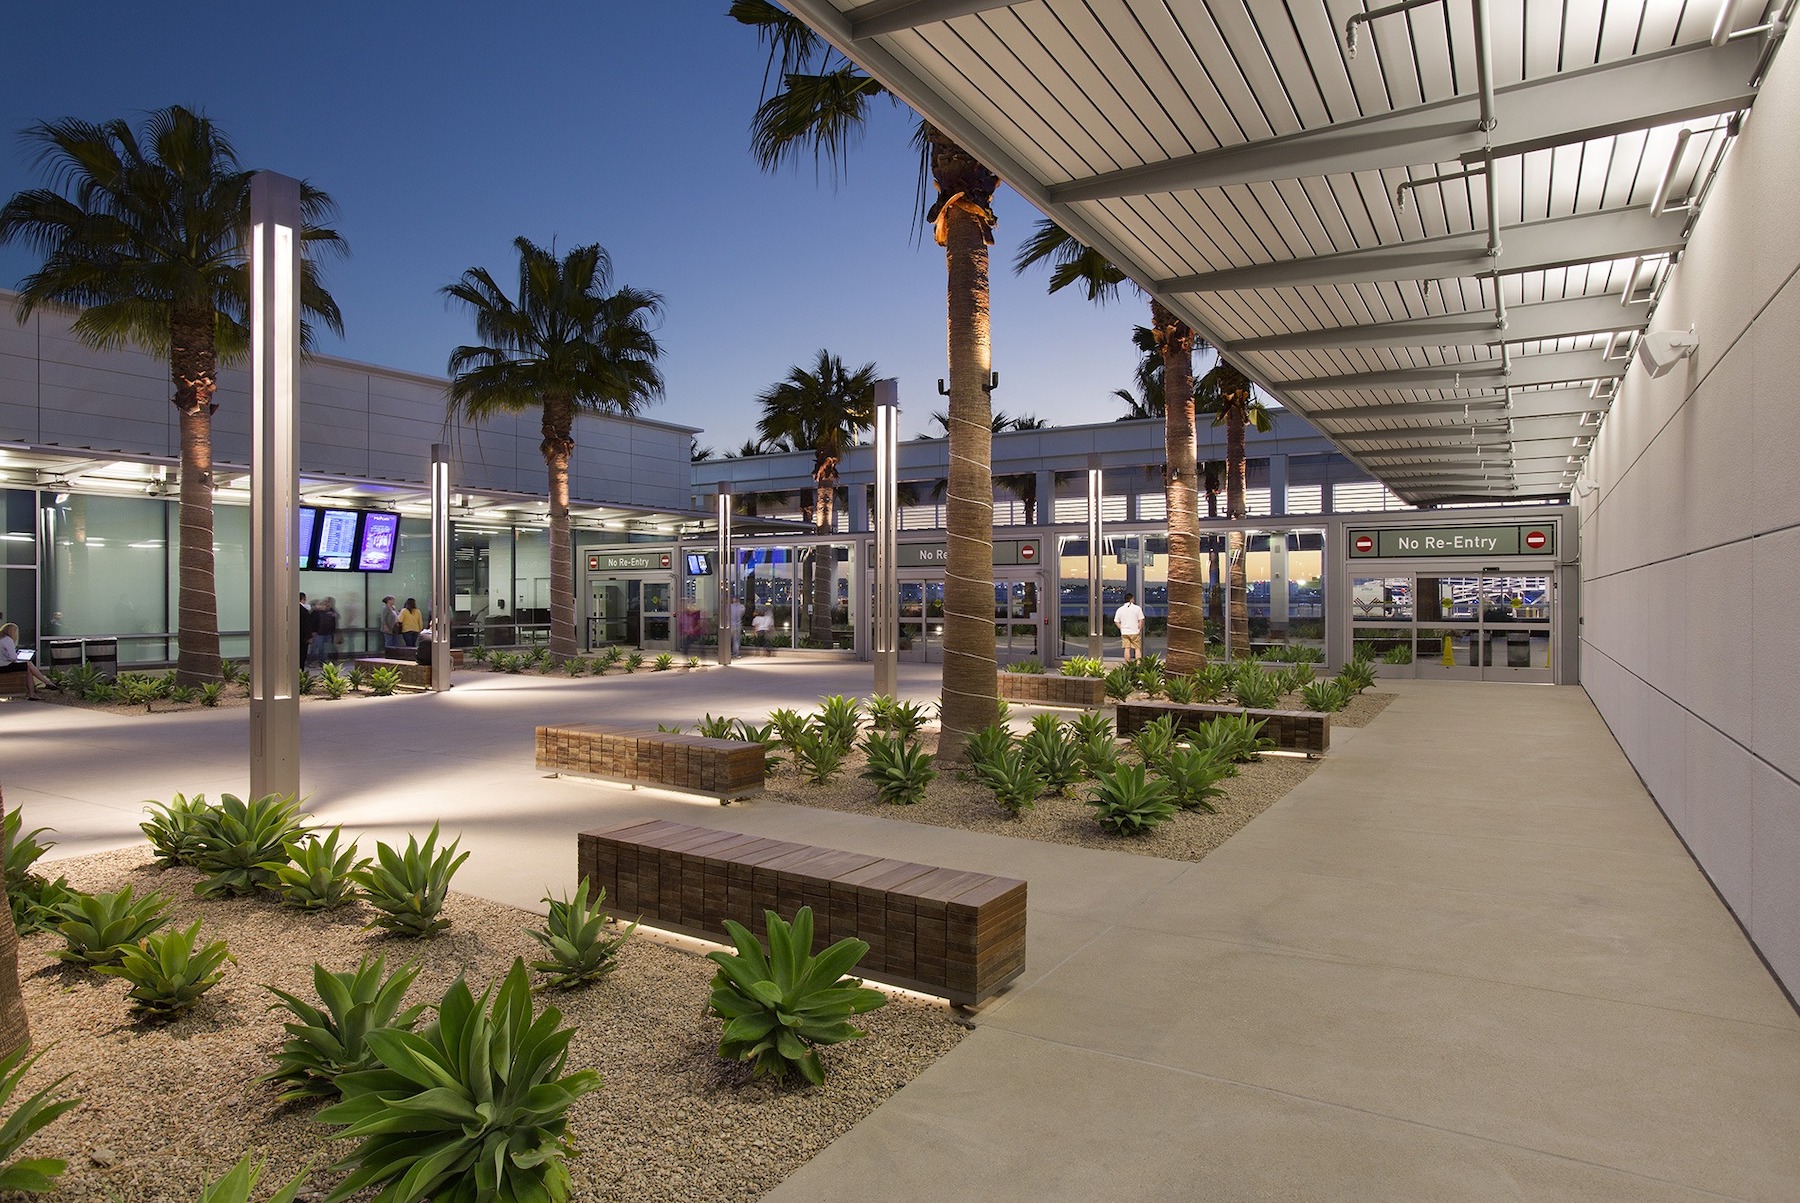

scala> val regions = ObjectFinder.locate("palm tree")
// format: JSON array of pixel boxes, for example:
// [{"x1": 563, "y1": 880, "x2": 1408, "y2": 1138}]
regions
[
  {"x1": 445, "y1": 238, "x2": 664, "y2": 662},
  {"x1": 734, "y1": 2, "x2": 1001, "y2": 761},
  {"x1": 0, "y1": 106, "x2": 346, "y2": 685},
  {"x1": 755, "y1": 351, "x2": 877, "y2": 647},
  {"x1": 1196, "y1": 357, "x2": 1273, "y2": 656},
  {"x1": 1014, "y1": 221, "x2": 1206, "y2": 674}
]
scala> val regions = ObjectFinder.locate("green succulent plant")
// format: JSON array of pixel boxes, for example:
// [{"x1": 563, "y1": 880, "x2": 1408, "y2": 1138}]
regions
[
  {"x1": 96, "y1": 918, "x2": 234, "y2": 1019},
  {"x1": 1020, "y1": 715, "x2": 1083, "y2": 794},
  {"x1": 1130, "y1": 714, "x2": 1181, "y2": 772},
  {"x1": 351, "y1": 824, "x2": 469, "y2": 938},
  {"x1": 199, "y1": 682, "x2": 226, "y2": 707},
  {"x1": 1069, "y1": 710, "x2": 1114, "y2": 745},
  {"x1": 651, "y1": 652, "x2": 674, "y2": 671},
  {"x1": 1058, "y1": 655, "x2": 1104, "y2": 677},
  {"x1": 706, "y1": 906, "x2": 886, "y2": 1085},
  {"x1": 190, "y1": 793, "x2": 311, "y2": 899},
  {"x1": 561, "y1": 656, "x2": 587, "y2": 677},
  {"x1": 367, "y1": 666, "x2": 401, "y2": 696},
  {"x1": 860, "y1": 733, "x2": 936, "y2": 805},
  {"x1": 140, "y1": 792, "x2": 217, "y2": 867},
  {"x1": 467, "y1": 644, "x2": 492, "y2": 665},
  {"x1": 1103, "y1": 665, "x2": 1135, "y2": 702},
  {"x1": 262, "y1": 956, "x2": 427, "y2": 1103},
  {"x1": 0, "y1": 1046, "x2": 79, "y2": 1194},
  {"x1": 963, "y1": 721, "x2": 1015, "y2": 774},
  {"x1": 218, "y1": 659, "x2": 249, "y2": 686},
  {"x1": 695, "y1": 713, "x2": 737, "y2": 739},
  {"x1": 1191, "y1": 663, "x2": 1233, "y2": 702},
  {"x1": 625, "y1": 652, "x2": 645, "y2": 672},
  {"x1": 1162, "y1": 673, "x2": 1196, "y2": 704},
  {"x1": 790, "y1": 722, "x2": 847, "y2": 784},
  {"x1": 1190, "y1": 713, "x2": 1272, "y2": 764},
  {"x1": 347, "y1": 664, "x2": 369, "y2": 692},
  {"x1": 526, "y1": 879, "x2": 637, "y2": 990},
  {"x1": 866, "y1": 695, "x2": 928, "y2": 740},
  {"x1": 976, "y1": 746, "x2": 1043, "y2": 818},
  {"x1": 53, "y1": 886, "x2": 172, "y2": 967},
  {"x1": 1075, "y1": 731, "x2": 1122, "y2": 778},
  {"x1": 1300, "y1": 679, "x2": 1351, "y2": 713},
  {"x1": 815, "y1": 694, "x2": 862, "y2": 751},
  {"x1": 768, "y1": 707, "x2": 809, "y2": 752},
  {"x1": 1164, "y1": 745, "x2": 1230, "y2": 812},
  {"x1": 319, "y1": 960, "x2": 600, "y2": 1203},
  {"x1": 1003, "y1": 657, "x2": 1044, "y2": 674},
  {"x1": 2, "y1": 812, "x2": 51, "y2": 892},
  {"x1": 1381, "y1": 643, "x2": 1413, "y2": 665},
  {"x1": 297, "y1": 669, "x2": 317, "y2": 695},
  {"x1": 264, "y1": 827, "x2": 367, "y2": 911},
  {"x1": 1086, "y1": 763, "x2": 1177, "y2": 835},
  {"x1": 8, "y1": 873, "x2": 75, "y2": 938},
  {"x1": 1232, "y1": 668, "x2": 1282, "y2": 710},
  {"x1": 195, "y1": 1153, "x2": 310, "y2": 1203},
  {"x1": 1338, "y1": 658, "x2": 1378, "y2": 693},
  {"x1": 318, "y1": 664, "x2": 350, "y2": 700}
]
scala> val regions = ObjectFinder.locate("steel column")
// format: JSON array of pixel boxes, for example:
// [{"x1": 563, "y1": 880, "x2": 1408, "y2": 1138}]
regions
[
  {"x1": 872, "y1": 380, "x2": 899, "y2": 698},
  {"x1": 716, "y1": 487, "x2": 733, "y2": 667},
  {"x1": 1086, "y1": 454, "x2": 1103, "y2": 660},
  {"x1": 430, "y1": 444, "x2": 452, "y2": 692}
]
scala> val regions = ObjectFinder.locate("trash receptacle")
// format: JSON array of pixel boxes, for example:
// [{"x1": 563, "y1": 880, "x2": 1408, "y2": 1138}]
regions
[{"x1": 1507, "y1": 632, "x2": 1532, "y2": 668}]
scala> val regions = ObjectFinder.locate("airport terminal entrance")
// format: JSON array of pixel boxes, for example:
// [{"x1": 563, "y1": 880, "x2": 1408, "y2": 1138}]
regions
[{"x1": 584, "y1": 550, "x2": 673, "y2": 651}]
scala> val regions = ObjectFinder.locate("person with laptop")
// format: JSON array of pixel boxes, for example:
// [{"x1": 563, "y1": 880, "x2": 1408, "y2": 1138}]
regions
[{"x1": 0, "y1": 623, "x2": 58, "y2": 700}]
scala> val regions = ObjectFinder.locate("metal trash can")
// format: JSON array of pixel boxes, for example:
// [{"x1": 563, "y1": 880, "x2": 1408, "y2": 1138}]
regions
[{"x1": 1506, "y1": 632, "x2": 1532, "y2": 668}]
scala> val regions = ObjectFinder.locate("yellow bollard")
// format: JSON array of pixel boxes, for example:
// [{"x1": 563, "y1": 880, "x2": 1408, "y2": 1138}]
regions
[{"x1": 1442, "y1": 635, "x2": 1454, "y2": 667}]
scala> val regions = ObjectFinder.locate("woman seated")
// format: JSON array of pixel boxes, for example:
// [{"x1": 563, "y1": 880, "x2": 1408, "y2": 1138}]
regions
[{"x1": 0, "y1": 623, "x2": 58, "y2": 700}]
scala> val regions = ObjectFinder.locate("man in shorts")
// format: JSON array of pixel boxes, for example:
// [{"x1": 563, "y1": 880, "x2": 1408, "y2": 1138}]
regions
[{"x1": 1114, "y1": 591, "x2": 1145, "y2": 663}]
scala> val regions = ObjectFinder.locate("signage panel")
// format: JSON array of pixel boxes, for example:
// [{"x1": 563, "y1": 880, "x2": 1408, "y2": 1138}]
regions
[
  {"x1": 1347, "y1": 524, "x2": 1556, "y2": 559},
  {"x1": 587, "y1": 551, "x2": 667, "y2": 573},
  {"x1": 898, "y1": 540, "x2": 1040, "y2": 568}
]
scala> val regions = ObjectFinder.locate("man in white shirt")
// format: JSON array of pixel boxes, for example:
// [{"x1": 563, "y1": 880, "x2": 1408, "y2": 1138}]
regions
[{"x1": 1113, "y1": 591, "x2": 1145, "y2": 663}]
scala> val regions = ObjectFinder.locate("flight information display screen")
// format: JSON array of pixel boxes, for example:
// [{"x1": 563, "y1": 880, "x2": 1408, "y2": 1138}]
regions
[
  {"x1": 357, "y1": 512, "x2": 400, "y2": 572},
  {"x1": 297, "y1": 507, "x2": 316, "y2": 570},
  {"x1": 314, "y1": 509, "x2": 361, "y2": 571}
]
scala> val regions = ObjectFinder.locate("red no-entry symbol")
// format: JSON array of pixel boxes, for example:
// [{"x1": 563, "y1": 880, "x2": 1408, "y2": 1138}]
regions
[
  {"x1": 1524, "y1": 529, "x2": 1548, "y2": 551},
  {"x1": 1020, "y1": 543, "x2": 1036, "y2": 560},
  {"x1": 1353, "y1": 534, "x2": 1375, "y2": 553}
]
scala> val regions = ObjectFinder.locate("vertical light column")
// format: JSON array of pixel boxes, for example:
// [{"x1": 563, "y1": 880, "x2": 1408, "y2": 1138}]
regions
[
  {"x1": 430, "y1": 444, "x2": 452, "y2": 692},
  {"x1": 716, "y1": 487, "x2": 733, "y2": 667},
  {"x1": 1086, "y1": 454, "x2": 1103, "y2": 660},
  {"x1": 872, "y1": 379, "x2": 899, "y2": 698},
  {"x1": 249, "y1": 172, "x2": 302, "y2": 802}
]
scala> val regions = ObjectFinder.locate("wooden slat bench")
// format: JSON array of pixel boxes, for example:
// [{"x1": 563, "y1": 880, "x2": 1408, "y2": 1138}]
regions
[
  {"x1": 578, "y1": 819, "x2": 1026, "y2": 1006},
  {"x1": 0, "y1": 672, "x2": 28, "y2": 697},
  {"x1": 539, "y1": 725, "x2": 765, "y2": 803},
  {"x1": 996, "y1": 671, "x2": 1105, "y2": 709},
  {"x1": 1116, "y1": 700, "x2": 1330, "y2": 757}
]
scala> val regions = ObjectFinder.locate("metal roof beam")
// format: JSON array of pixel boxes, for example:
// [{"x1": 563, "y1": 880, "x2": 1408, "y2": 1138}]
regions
[
  {"x1": 845, "y1": 0, "x2": 1013, "y2": 38},
  {"x1": 1278, "y1": 349, "x2": 1621, "y2": 393},
  {"x1": 1331, "y1": 432, "x2": 1511, "y2": 447},
  {"x1": 1313, "y1": 389, "x2": 1598, "y2": 422},
  {"x1": 1048, "y1": 39, "x2": 1759, "y2": 202},
  {"x1": 1235, "y1": 294, "x2": 1647, "y2": 352},
  {"x1": 1165, "y1": 208, "x2": 1684, "y2": 293}
]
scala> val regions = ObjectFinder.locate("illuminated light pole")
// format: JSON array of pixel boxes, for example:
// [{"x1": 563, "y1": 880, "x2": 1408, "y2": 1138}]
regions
[
  {"x1": 430, "y1": 444, "x2": 452, "y2": 692},
  {"x1": 1087, "y1": 453, "x2": 1103, "y2": 661},
  {"x1": 872, "y1": 379, "x2": 899, "y2": 698},
  {"x1": 249, "y1": 172, "x2": 301, "y2": 802},
  {"x1": 716, "y1": 486, "x2": 733, "y2": 667}
]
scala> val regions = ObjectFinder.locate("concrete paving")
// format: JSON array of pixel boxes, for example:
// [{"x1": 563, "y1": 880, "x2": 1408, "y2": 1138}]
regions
[{"x1": 3, "y1": 668, "x2": 1796, "y2": 1199}]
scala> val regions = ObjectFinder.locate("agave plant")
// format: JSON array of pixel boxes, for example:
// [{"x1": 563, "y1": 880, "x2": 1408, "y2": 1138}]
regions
[
  {"x1": 348, "y1": 664, "x2": 370, "y2": 692},
  {"x1": 1338, "y1": 658, "x2": 1378, "y2": 693},
  {"x1": 963, "y1": 721, "x2": 1015, "y2": 774},
  {"x1": 141, "y1": 792, "x2": 216, "y2": 867},
  {"x1": 1162, "y1": 674, "x2": 1197, "y2": 705},
  {"x1": 297, "y1": 669, "x2": 317, "y2": 696},
  {"x1": 53, "y1": 886, "x2": 172, "y2": 967},
  {"x1": 706, "y1": 907, "x2": 886, "y2": 1085},
  {"x1": 195, "y1": 1153, "x2": 310, "y2": 1203},
  {"x1": 1132, "y1": 658, "x2": 1166, "y2": 699},
  {"x1": 1075, "y1": 731, "x2": 1122, "y2": 779},
  {"x1": 467, "y1": 644, "x2": 492, "y2": 665},
  {"x1": 190, "y1": 793, "x2": 311, "y2": 899},
  {"x1": 8, "y1": 873, "x2": 75, "y2": 938},
  {"x1": 351, "y1": 824, "x2": 470, "y2": 938},
  {"x1": 561, "y1": 656, "x2": 588, "y2": 677},
  {"x1": 1069, "y1": 710, "x2": 1114, "y2": 745},
  {"x1": 1, "y1": 811, "x2": 51, "y2": 892},
  {"x1": 1164, "y1": 745, "x2": 1230, "y2": 812},
  {"x1": 866, "y1": 695, "x2": 928, "y2": 740},
  {"x1": 695, "y1": 713, "x2": 738, "y2": 740},
  {"x1": 318, "y1": 664, "x2": 350, "y2": 700},
  {"x1": 264, "y1": 827, "x2": 367, "y2": 911},
  {"x1": 790, "y1": 722, "x2": 847, "y2": 785},
  {"x1": 767, "y1": 707, "x2": 810, "y2": 752},
  {"x1": 1191, "y1": 663, "x2": 1233, "y2": 703},
  {"x1": 860, "y1": 733, "x2": 936, "y2": 805},
  {"x1": 527, "y1": 879, "x2": 636, "y2": 990},
  {"x1": 1058, "y1": 655, "x2": 1104, "y2": 678},
  {"x1": 977, "y1": 746, "x2": 1043, "y2": 818},
  {"x1": 624, "y1": 651, "x2": 645, "y2": 672},
  {"x1": 366, "y1": 666, "x2": 401, "y2": 697},
  {"x1": 0, "y1": 1046, "x2": 79, "y2": 1195},
  {"x1": 1086, "y1": 764, "x2": 1177, "y2": 836},
  {"x1": 1020, "y1": 715, "x2": 1083, "y2": 794},
  {"x1": 320, "y1": 961, "x2": 600, "y2": 1202},
  {"x1": 218, "y1": 659, "x2": 249, "y2": 687},
  {"x1": 1130, "y1": 714, "x2": 1182, "y2": 772},
  {"x1": 1191, "y1": 713, "x2": 1273, "y2": 764},
  {"x1": 652, "y1": 652, "x2": 674, "y2": 671},
  {"x1": 815, "y1": 694, "x2": 862, "y2": 751},
  {"x1": 1233, "y1": 668, "x2": 1282, "y2": 710},
  {"x1": 1003, "y1": 657, "x2": 1044, "y2": 674},
  {"x1": 1300, "y1": 678, "x2": 1351, "y2": 713},
  {"x1": 1103, "y1": 665, "x2": 1135, "y2": 703},
  {"x1": 96, "y1": 919, "x2": 234, "y2": 1019},
  {"x1": 199, "y1": 681, "x2": 226, "y2": 707},
  {"x1": 262, "y1": 956, "x2": 427, "y2": 1103}
]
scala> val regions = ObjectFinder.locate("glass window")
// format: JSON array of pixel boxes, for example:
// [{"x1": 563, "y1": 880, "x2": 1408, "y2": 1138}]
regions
[
  {"x1": 42, "y1": 493, "x2": 168, "y2": 642},
  {"x1": 2, "y1": 490, "x2": 33, "y2": 566}
]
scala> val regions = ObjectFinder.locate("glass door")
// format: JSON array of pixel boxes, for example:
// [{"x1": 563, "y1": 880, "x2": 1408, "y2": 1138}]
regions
[
  {"x1": 994, "y1": 576, "x2": 1042, "y2": 665},
  {"x1": 640, "y1": 579, "x2": 673, "y2": 648},
  {"x1": 895, "y1": 578, "x2": 944, "y2": 664},
  {"x1": 587, "y1": 579, "x2": 641, "y2": 650},
  {"x1": 1414, "y1": 574, "x2": 1483, "y2": 679},
  {"x1": 1478, "y1": 573, "x2": 1553, "y2": 681}
]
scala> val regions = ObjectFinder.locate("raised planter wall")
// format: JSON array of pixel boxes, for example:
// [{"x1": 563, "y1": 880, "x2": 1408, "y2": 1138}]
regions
[
  {"x1": 995, "y1": 671, "x2": 1106, "y2": 708},
  {"x1": 1116, "y1": 700, "x2": 1330, "y2": 757}
]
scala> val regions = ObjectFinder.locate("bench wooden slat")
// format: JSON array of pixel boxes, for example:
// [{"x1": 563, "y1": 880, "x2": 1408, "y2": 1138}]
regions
[
  {"x1": 579, "y1": 820, "x2": 1026, "y2": 1005},
  {"x1": 537, "y1": 724, "x2": 764, "y2": 802}
]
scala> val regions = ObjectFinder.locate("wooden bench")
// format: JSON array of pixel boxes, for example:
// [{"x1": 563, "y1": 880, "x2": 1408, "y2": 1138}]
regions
[
  {"x1": 996, "y1": 670, "x2": 1105, "y2": 709},
  {"x1": 538, "y1": 725, "x2": 765, "y2": 803},
  {"x1": 1116, "y1": 700, "x2": 1330, "y2": 757},
  {"x1": 0, "y1": 672, "x2": 27, "y2": 697},
  {"x1": 579, "y1": 819, "x2": 1026, "y2": 1006}
]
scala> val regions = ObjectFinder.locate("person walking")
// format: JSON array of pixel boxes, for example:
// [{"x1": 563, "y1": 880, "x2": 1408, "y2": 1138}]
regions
[
  {"x1": 751, "y1": 607, "x2": 774, "y2": 652},
  {"x1": 398, "y1": 598, "x2": 424, "y2": 648},
  {"x1": 1113, "y1": 591, "x2": 1145, "y2": 663},
  {"x1": 0, "y1": 623, "x2": 58, "y2": 699},
  {"x1": 309, "y1": 598, "x2": 339, "y2": 668},
  {"x1": 378, "y1": 595, "x2": 400, "y2": 652},
  {"x1": 299, "y1": 592, "x2": 316, "y2": 667},
  {"x1": 728, "y1": 595, "x2": 745, "y2": 656}
]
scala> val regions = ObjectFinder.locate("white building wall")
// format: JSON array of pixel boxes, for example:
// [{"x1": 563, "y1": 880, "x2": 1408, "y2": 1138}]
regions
[
  {"x1": 1578, "y1": 33, "x2": 1800, "y2": 995},
  {"x1": 0, "y1": 295, "x2": 695, "y2": 511}
]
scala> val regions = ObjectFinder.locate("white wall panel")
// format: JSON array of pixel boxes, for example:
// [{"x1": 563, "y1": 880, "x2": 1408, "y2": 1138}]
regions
[{"x1": 1580, "y1": 32, "x2": 1800, "y2": 998}]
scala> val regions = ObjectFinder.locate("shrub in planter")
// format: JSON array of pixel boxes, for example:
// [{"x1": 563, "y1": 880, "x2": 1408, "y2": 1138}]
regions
[
  {"x1": 1130, "y1": 714, "x2": 1181, "y2": 772},
  {"x1": 1020, "y1": 714, "x2": 1083, "y2": 794},
  {"x1": 652, "y1": 652, "x2": 675, "y2": 671},
  {"x1": 1075, "y1": 732, "x2": 1121, "y2": 778},
  {"x1": 351, "y1": 824, "x2": 469, "y2": 938},
  {"x1": 1162, "y1": 674, "x2": 1196, "y2": 705},
  {"x1": 1232, "y1": 668, "x2": 1282, "y2": 710},
  {"x1": 705, "y1": 906, "x2": 885, "y2": 1085},
  {"x1": 1103, "y1": 666, "x2": 1135, "y2": 703},
  {"x1": 1338, "y1": 658, "x2": 1378, "y2": 693},
  {"x1": 963, "y1": 721, "x2": 1015, "y2": 776},
  {"x1": 195, "y1": 1153, "x2": 310, "y2": 1203},
  {"x1": 1003, "y1": 658, "x2": 1044, "y2": 675},
  {"x1": 1058, "y1": 656, "x2": 1104, "y2": 678},
  {"x1": 790, "y1": 723, "x2": 847, "y2": 785},
  {"x1": 815, "y1": 694, "x2": 862, "y2": 752},
  {"x1": 199, "y1": 682, "x2": 226, "y2": 707},
  {"x1": 0, "y1": 1046, "x2": 79, "y2": 1194},
  {"x1": 141, "y1": 792, "x2": 216, "y2": 867},
  {"x1": 1381, "y1": 644, "x2": 1414, "y2": 665},
  {"x1": 96, "y1": 918, "x2": 234, "y2": 1020},
  {"x1": 297, "y1": 669, "x2": 317, "y2": 696},
  {"x1": 319, "y1": 960, "x2": 600, "y2": 1203},
  {"x1": 53, "y1": 886, "x2": 172, "y2": 967},
  {"x1": 1191, "y1": 663, "x2": 1233, "y2": 703},
  {"x1": 190, "y1": 793, "x2": 311, "y2": 899},
  {"x1": 975, "y1": 746, "x2": 1042, "y2": 818},
  {"x1": 1163, "y1": 745, "x2": 1230, "y2": 812},
  {"x1": 527, "y1": 879, "x2": 636, "y2": 990},
  {"x1": 1192, "y1": 713, "x2": 1273, "y2": 764},
  {"x1": 1086, "y1": 764, "x2": 1177, "y2": 836},
  {"x1": 366, "y1": 666, "x2": 402, "y2": 697},
  {"x1": 625, "y1": 652, "x2": 645, "y2": 673},
  {"x1": 265, "y1": 827, "x2": 367, "y2": 911},
  {"x1": 262, "y1": 956, "x2": 427, "y2": 1103},
  {"x1": 860, "y1": 733, "x2": 935, "y2": 805},
  {"x1": 1300, "y1": 679, "x2": 1351, "y2": 713}
]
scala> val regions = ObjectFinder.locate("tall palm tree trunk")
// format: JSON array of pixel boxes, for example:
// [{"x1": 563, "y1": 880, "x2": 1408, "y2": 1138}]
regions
[
  {"x1": 810, "y1": 475, "x2": 837, "y2": 646},
  {"x1": 1154, "y1": 301, "x2": 1204, "y2": 675},
  {"x1": 0, "y1": 788, "x2": 30, "y2": 1058},
  {"x1": 542, "y1": 396, "x2": 578, "y2": 662},
  {"x1": 171, "y1": 305, "x2": 221, "y2": 686},
  {"x1": 1205, "y1": 462, "x2": 1224, "y2": 639},
  {"x1": 932, "y1": 131, "x2": 999, "y2": 763},
  {"x1": 1226, "y1": 409, "x2": 1249, "y2": 657}
]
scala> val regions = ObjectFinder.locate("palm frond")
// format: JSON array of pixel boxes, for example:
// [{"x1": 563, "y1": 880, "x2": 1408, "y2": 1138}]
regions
[{"x1": 750, "y1": 68, "x2": 887, "y2": 176}]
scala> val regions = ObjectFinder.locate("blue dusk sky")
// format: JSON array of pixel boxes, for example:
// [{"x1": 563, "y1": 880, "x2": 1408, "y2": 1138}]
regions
[{"x1": 1, "y1": 2, "x2": 1161, "y2": 451}]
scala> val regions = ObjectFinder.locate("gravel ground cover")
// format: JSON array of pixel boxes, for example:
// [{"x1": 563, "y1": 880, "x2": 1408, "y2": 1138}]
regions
[
  {"x1": 752, "y1": 693, "x2": 1393, "y2": 863},
  {"x1": 8, "y1": 849, "x2": 964, "y2": 1202}
]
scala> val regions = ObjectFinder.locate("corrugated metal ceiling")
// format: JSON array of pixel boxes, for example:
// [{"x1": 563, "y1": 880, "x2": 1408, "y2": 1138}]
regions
[{"x1": 779, "y1": 0, "x2": 1790, "y2": 504}]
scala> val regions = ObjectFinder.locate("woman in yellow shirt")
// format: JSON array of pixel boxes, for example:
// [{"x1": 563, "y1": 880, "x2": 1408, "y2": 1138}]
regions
[{"x1": 398, "y1": 598, "x2": 424, "y2": 647}]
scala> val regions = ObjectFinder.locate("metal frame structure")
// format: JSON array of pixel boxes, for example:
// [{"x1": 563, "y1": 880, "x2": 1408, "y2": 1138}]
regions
[{"x1": 776, "y1": 0, "x2": 1789, "y2": 504}]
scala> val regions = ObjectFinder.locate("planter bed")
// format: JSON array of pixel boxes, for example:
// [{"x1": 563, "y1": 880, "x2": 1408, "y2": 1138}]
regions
[
  {"x1": 996, "y1": 671, "x2": 1105, "y2": 709},
  {"x1": 1116, "y1": 700, "x2": 1330, "y2": 757}
]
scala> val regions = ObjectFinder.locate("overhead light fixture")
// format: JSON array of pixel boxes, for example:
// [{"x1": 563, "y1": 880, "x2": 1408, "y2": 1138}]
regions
[{"x1": 1649, "y1": 129, "x2": 1693, "y2": 218}]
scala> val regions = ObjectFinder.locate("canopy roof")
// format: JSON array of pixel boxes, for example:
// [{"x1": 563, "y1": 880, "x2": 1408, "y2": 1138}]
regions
[{"x1": 780, "y1": 0, "x2": 1789, "y2": 504}]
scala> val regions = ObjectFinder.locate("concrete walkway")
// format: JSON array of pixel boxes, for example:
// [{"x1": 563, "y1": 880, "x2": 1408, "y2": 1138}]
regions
[{"x1": 4, "y1": 668, "x2": 1797, "y2": 1199}]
